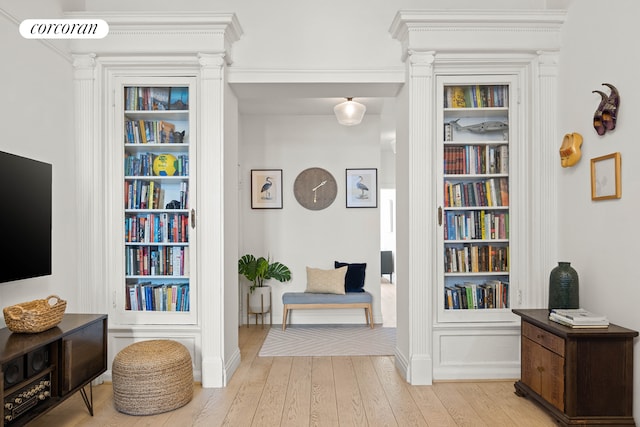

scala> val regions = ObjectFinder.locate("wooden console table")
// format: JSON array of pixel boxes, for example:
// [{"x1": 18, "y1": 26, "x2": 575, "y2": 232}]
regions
[
  {"x1": 513, "y1": 309, "x2": 637, "y2": 426},
  {"x1": 1, "y1": 313, "x2": 107, "y2": 426}
]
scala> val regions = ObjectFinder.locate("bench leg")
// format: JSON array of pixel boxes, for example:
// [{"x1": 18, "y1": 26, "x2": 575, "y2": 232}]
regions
[
  {"x1": 282, "y1": 305, "x2": 289, "y2": 331},
  {"x1": 366, "y1": 304, "x2": 374, "y2": 328}
]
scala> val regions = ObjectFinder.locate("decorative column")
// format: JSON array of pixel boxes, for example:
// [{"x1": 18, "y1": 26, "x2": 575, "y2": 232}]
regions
[
  {"x1": 72, "y1": 53, "x2": 102, "y2": 313},
  {"x1": 406, "y1": 50, "x2": 435, "y2": 385},
  {"x1": 530, "y1": 51, "x2": 561, "y2": 308},
  {"x1": 198, "y1": 52, "x2": 226, "y2": 388}
]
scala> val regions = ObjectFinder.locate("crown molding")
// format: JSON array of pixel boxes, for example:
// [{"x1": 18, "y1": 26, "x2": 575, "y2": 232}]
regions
[
  {"x1": 65, "y1": 11, "x2": 242, "y2": 62},
  {"x1": 390, "y1": 9, "x2": 567, "y2": 60}
]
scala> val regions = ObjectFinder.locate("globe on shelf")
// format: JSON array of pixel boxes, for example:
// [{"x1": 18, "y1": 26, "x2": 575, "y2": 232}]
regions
[{"x1": 152, "y1": 154, "x2": 178, "y2": 176}]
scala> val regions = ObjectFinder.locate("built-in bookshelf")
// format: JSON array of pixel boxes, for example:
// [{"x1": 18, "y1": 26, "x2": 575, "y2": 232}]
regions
[
  {"x1": 121, "y1": 83, "x2": 194, "y2": 320},
  {"x1": 438, "y1": 79, "x2": 512, "y2": 319}
]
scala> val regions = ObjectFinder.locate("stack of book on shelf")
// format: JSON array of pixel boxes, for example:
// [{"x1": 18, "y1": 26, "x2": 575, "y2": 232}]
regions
[{"x1": 549, "y1": 308, "x2": 609, "y2": 328}]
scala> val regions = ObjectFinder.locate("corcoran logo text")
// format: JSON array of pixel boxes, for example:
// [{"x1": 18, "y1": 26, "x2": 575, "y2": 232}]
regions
[{"x1": 20, "y1": 19, "x2": 109, "y2": 39}]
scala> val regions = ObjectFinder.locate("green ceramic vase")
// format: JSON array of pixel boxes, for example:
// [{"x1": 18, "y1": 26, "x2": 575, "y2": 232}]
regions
[{"x1": 548, "y1": 261, "x2": 579, "y2": 310}]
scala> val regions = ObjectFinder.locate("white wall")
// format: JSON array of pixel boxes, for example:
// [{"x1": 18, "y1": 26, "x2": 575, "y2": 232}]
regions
[
  {"x1": 238, "y1": 114, "x2": 382, "y2": 325},
  {"x1": 558, "y1": 0, "x2": 640, "y2": 417},
  {"x1": 0, "y1": 3, "x2": 77, "y2": 318}
]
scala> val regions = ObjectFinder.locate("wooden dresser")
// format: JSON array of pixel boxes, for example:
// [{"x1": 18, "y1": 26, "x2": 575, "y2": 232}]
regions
[{"x1": 513, "y1": 309, "x2": 637, "y2": 426}]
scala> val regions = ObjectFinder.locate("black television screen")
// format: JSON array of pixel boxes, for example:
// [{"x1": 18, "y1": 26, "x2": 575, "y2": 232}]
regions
[{"x1": 0, "y1": 151, "x2": 52, "y2": 283}]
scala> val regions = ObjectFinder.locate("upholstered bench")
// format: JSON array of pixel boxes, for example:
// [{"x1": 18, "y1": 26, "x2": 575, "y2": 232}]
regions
[
  {"x1": 281, "y1": 291, "x2": 373, "y2": 330},
  {"x1": 112, "y1": 340, "x2": 193, "y2": 415}
]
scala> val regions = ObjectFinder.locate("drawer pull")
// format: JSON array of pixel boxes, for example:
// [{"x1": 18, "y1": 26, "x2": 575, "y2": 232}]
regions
[
  {"x1": 537, "y1": 366, "x2": 544, "y2": 373},
  {"x1": 537, "y1": 334, "x2": 543, "y2": 339}
]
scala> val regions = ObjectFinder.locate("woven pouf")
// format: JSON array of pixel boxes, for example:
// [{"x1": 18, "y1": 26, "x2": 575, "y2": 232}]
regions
[{"x1": 112, "y1": 340, "x2": 193, "y2": 416}]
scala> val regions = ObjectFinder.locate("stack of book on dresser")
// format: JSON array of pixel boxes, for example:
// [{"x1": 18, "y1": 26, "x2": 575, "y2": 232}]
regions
[{"x1": 549, "y1": 308, "x2": 610, "y2": 328}]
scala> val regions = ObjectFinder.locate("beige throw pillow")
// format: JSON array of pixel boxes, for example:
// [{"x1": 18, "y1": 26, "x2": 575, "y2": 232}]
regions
[{"x1": 305, "y1": 266, "x2": 347, "y2": 294}]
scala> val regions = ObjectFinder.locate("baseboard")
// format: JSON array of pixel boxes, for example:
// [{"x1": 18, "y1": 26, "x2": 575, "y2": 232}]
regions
[
  {"x1": 224, "y1": 346, "x2": 241, "y2": 386},
  {"x1": 434, "y1": 364, "x2": 520, "y2": 381},
  {"x1": 394, "y1": 347, "x2": 409, "y2": 381},
  {"x1": 408, "y1": 352, "x2": 433, "y2": 385}
]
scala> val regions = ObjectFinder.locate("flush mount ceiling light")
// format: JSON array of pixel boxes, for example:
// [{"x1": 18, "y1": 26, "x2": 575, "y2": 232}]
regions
[{"x1": 334, "y1": 97, "x2": 366, "y2": 126}]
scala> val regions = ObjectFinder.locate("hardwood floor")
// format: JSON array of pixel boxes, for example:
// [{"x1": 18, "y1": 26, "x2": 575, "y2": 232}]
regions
[
  {"x1": 28, "y1": 326, "x2": 557, "y2": 427},
  {"x1": 380, "y1": 279, "x2": 396, "y2": 328}
]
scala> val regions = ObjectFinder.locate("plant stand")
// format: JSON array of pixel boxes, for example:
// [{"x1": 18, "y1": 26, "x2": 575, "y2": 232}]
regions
[{"x1": 247, "y1": 291, "x2": 271, "y2": 328}]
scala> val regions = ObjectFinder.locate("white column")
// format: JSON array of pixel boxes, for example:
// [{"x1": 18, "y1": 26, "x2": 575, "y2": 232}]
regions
[
  {"x1": 528, "y1": 51, "x2": 560, "y2": 308},
  {"x1": 407, "y1": 50, "x2": 435, "y2": 385},
  {"x1": 198, "y1": 52, "x2": 226, "y2": 388},
  {"x1": 72, "y1": 53, "x2": 101, "y2": 313}
]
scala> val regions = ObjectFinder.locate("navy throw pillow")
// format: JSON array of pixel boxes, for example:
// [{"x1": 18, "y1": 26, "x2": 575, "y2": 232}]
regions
[{"x1": 334, "y1": 261, "x2": 366, "y2": 293}]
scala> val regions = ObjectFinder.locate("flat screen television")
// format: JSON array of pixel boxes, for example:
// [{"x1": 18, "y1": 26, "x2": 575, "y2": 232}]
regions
[{"x1": 0, "y1": 151, "x2": 52, "y2": 283}]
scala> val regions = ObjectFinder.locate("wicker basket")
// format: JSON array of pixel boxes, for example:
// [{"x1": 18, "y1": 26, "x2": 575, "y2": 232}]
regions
[{"x1": 3, "y1": 295, "x2": 67, "y2": 333}]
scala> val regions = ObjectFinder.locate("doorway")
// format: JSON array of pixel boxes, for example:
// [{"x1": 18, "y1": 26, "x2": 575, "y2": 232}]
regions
[{"x1": 380, "y1": 188, "x2": 396, "y2": 327}]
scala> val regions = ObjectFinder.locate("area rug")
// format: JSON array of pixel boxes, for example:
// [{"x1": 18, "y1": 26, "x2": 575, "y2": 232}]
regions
[{"x1": 259, "y1": 325, "x2": 396, "y2": 357}]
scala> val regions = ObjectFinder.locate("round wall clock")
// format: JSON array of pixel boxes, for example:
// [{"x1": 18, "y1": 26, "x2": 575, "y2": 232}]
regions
[{"x1": 293, "y1": 167, "x2": 338, "y2": 210}]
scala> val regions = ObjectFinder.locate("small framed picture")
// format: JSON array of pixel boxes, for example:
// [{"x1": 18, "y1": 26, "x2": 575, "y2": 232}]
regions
[
  {"x1": 346, "y1": 168, "x2": 377, "y2": 208},
  {"x1": 251, "y1": 169, "x2": 283, "y2": 209},
  {"x1": 591, "y1": 152, "x2": 621, "y2": 201}
]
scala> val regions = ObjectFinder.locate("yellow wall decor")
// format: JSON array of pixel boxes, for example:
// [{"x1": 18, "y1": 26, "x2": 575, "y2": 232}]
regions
[{"x1": 559, "y1": 132, "x2": 583, "y2": 168}]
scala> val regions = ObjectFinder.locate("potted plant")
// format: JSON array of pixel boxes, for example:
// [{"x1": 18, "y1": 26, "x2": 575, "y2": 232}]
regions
[{"x1": 238, "y1": 254, "x2": 291, "y2": 314}]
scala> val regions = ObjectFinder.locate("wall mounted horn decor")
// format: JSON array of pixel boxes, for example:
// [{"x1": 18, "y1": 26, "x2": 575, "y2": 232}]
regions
[{"x1": 592, "y1": 83, "x2": 620, "y2": 136}]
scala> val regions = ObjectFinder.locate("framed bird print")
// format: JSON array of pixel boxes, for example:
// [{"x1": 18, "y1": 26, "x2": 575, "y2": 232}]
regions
[
  {"x1": 346, "y1": 168, "x2": 377, "y2": 208},
  {"x1": 251, "y1": 169, "x2": 283, "y2": 209}
]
